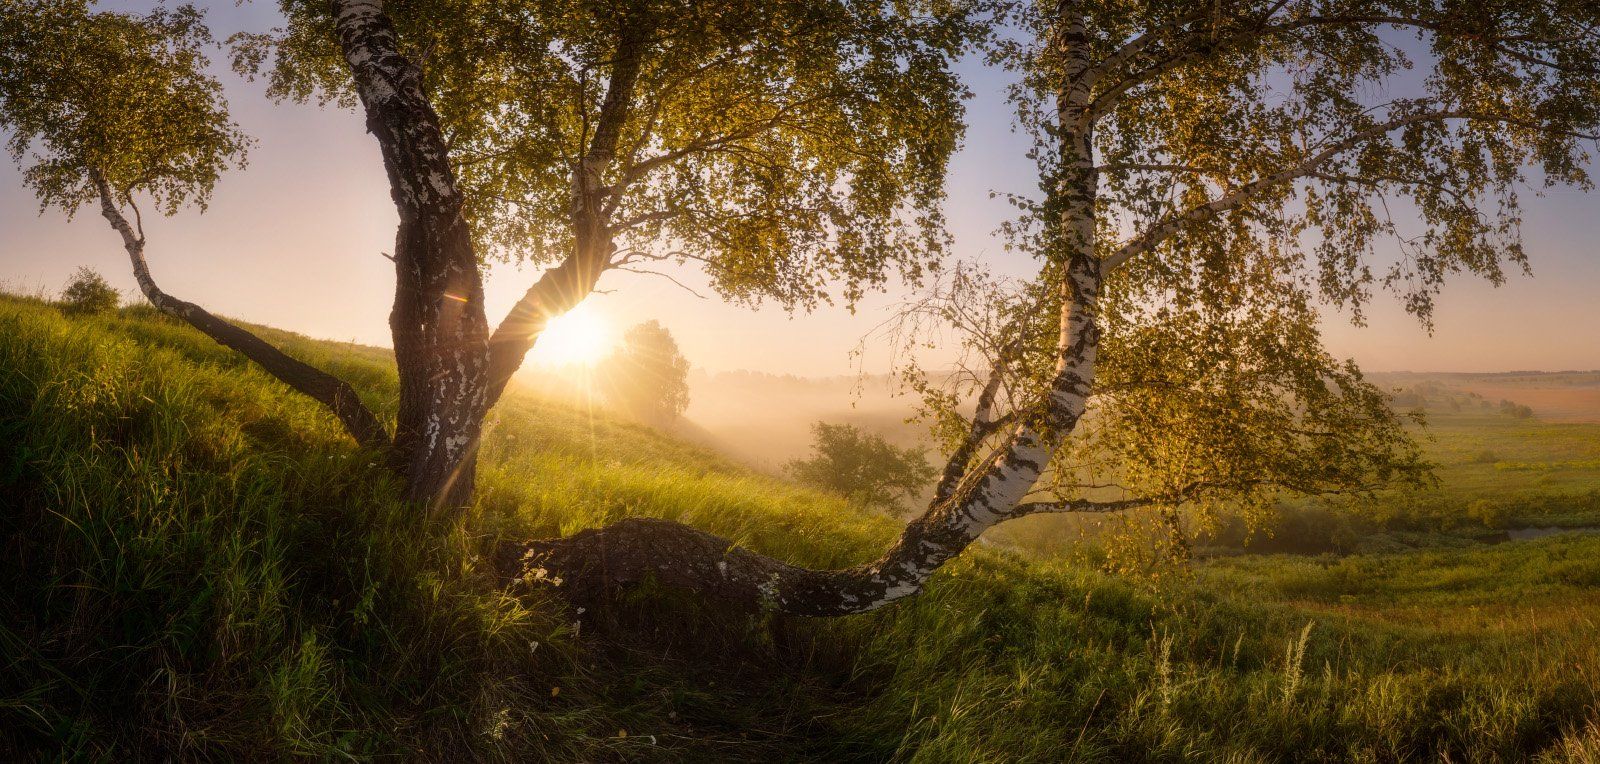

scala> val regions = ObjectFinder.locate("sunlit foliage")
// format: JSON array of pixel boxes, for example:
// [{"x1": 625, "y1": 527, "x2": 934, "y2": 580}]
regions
[
  {"x1": 0, "y1": 0, "x2": 248, "y2": 216},
  {"x1": 237, "y1": 0, "x2": 977, "y2": 307},
  {"x1": 899, "y1": 0, "x2": 1598, "y2": 543}
]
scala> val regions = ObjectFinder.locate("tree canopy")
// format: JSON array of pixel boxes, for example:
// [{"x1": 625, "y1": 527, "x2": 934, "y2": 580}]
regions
[
  {"x1": 895, "y1": 0, "x2": 1600, "y2": 538},
  {"x1": 0, "y1": 0, "x2": 248, "y2": 217},
  {"x1": 238, "y1": 0, "x2": 976, "y2": 308},
  {"x1": 0, "y1": 1, "x2": 393, "y2": 452}
]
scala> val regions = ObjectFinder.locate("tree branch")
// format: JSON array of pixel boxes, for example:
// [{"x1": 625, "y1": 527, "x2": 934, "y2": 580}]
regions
[
  {"x1": 932, "y1": 361, "x2": 1009, "y2": 504},
  {"x1": 1012, "y1": 496, "x2": 1161, "y2": 514},
  {"x1": 1101, "y1": 110, "x2": 1595, "y2": 271},
  {"x1": 614, "y1": 266, "x2": 708, "y2": 299},
  {"x1": 1089, "y1": 12, "x2": 1600, "y2": 123},
  {"x1": 615, "y1": 92, "x2": 838, "y2": 186},
  {"x1": 483, "y1": 22, "x2": 651, "y2": 407},
  {"x1": 484, "y1": 256, "x2": 599, "y2": 405},
  {"x1": 92, "y1": 171, "x2": 391, "y2": 451}
]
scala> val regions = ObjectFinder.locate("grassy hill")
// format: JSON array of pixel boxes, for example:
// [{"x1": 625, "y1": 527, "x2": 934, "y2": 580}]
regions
[{"x1": 3, "y1": 293, "x2": 1600, "y2": 761}]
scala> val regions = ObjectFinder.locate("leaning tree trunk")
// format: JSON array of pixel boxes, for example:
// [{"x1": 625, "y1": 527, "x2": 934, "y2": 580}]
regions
[
  {"x1": 91, "y1": 171, "x2": 392, "y2": 451},
  {"x1": 330, "y1": 0, "x2": 1110, "y2": 614},
  {"x1": 498, "y1": 242, "x2": 1101, "y2": 615},
  {"x1": 495, "y1": 14, "x2": 1106, "y2": 616}
]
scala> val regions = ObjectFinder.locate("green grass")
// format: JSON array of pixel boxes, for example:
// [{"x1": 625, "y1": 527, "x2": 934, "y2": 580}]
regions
[
  {"x1": 1417, "y1": 413, "x2": 1600, "y2": 504},
  {"x1": 3, "y1": 293, "x2": 1600, "y2": 761}
]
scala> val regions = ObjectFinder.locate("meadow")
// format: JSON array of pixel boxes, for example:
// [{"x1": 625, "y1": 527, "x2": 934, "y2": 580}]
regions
[{"x1": 3, "y1": 293, "x2": 1600, "y2": 761}]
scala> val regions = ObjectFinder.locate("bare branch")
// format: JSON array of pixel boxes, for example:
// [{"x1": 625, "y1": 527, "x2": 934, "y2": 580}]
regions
[
  {"x1": 1012, "y1": 496, "x2": 1160, "y2": 514},
  {"x1": 614, "y1": 266, "x2": 708, "y2": 299}
]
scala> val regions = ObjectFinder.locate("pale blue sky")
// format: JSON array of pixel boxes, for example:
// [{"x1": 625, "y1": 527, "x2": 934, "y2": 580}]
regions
[{"x1": 2, "y1": 2, "x2": 1597, "y2": 375}]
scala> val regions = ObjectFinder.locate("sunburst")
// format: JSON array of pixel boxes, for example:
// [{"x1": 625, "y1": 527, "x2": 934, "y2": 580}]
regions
[{"x1": 528, "y1": 302, "x2": 612, "y2": 367}]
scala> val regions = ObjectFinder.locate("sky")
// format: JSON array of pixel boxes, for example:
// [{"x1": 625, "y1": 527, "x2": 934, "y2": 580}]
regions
[{"x1": 2, "y1": 2, "x2": 1598, "y2": 376}]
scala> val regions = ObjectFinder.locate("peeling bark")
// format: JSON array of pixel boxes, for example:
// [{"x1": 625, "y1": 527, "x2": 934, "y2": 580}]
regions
[
  {"x1": 326, "y1": 0, "x2": 648, "y2": 509},
  {"x1": 92, "y1": 173, "x2": 391, "y2": 451},
  {"x1": 333, "y1": 0, "x2": 490, "y2": 511}
]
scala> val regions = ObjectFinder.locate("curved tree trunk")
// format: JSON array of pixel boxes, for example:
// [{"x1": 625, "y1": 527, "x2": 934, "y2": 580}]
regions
[
  {"x1": 498, "y1": 250, "x2": 1101, "y2": 615},
  {"x1": 499, "y1": 243, "x2": 1101, "y2": 615},
  {"x1": 485, "y1": 244, "x2": 608, "y2": 404},
  {"x1": 497, "y1": 14, "x2": 1104, "y2": 616},
  {"x1": 92, "y1": 172, "x2": 392, "y2": 451}
]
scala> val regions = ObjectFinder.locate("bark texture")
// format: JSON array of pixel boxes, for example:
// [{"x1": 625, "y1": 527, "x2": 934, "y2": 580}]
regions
[{"x1": 333, "y1": 0, "x2": 491, "y2": 511}]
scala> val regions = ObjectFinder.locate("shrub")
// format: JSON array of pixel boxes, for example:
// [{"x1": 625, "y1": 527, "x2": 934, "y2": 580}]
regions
[
  {"x1": 1467, "y1": 498, "x2": 1514, "y2": 529},
  {"x1": 786, "y1": 422, "x2": 936, "y2": 514},
  {"x1": 1499, "y1": 400, "x2": 1534, "y2": 419},
  {"x1": 59, "y1": 267, "x2": 119, "y2": 316}
]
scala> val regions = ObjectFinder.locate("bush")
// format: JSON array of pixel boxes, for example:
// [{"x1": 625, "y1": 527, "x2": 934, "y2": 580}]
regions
[
  {"x1": 786, "y1": 422, "x2": 936, "y2": 514},
  {"x1": 1467, "y1": 498, "x2": 1513, "y2": 529},
  {"x1": 59, "y1": 267, "x2": 119, "y2": 316},
  {"x1": 1498, "y1": 400, "x2": 1534, "y2": 419}
]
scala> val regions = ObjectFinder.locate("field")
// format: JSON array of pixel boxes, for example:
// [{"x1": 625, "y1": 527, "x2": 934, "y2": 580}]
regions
[{"x1": 4, "y1": 293, "x2": 1600, "y2": 761}]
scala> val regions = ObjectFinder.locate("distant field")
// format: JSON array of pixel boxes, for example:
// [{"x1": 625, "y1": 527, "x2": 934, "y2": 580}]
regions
[
  {"x1": 1375, "y1": 372, "x2": 1600, "y2": 512},
  {"x1": 983, "y1": 373, "x2": 1600, "y2": 558},
  {"x1": 1420, "y1": 414, "x2": 1600, "y2": 500},
  {"x1": 1376, "y1": 370, "x2": 1600, "y2": 423},
  {"x1": 662, "y1": 366, "x2": 1600, "y2": 560}
]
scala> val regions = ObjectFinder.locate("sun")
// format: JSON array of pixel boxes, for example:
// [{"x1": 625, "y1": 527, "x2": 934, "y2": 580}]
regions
[{"x1": 528, "y1": 302, "x2": 612, "y2": 367}]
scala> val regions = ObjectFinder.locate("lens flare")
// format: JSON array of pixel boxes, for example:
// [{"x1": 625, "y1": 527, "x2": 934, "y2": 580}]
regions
[{"x1": 528, "y1": 302, "x2": 612, "y2": 367}]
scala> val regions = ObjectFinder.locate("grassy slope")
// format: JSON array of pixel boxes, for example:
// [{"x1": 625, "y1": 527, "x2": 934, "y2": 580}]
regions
[{"x1": 2, "y1": 294, "x2": 1600, "y2": 762}]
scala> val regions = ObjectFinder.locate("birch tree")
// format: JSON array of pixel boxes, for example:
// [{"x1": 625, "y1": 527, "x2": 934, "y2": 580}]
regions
[
  {"x1": 500, "y1": 0, "x2": 1600, "y2": 615},
  {"x1": 3, "y1": 0, "x2": 971, "y2": 511},
  {"x1": 233, "y1": 0, "x2": 975, "y2": 498},
  {"x1": 5, "y1": 0, "x2": 1598, "y2": 617}
]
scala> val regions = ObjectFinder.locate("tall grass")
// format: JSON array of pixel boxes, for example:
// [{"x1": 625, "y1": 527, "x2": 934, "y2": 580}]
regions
[
  {"x1": 0, "y1": 296, "x2": 610, "y2": 759},
  {"x1": 2, "y1": 293, "x2": 1598, "y2": 761}
]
